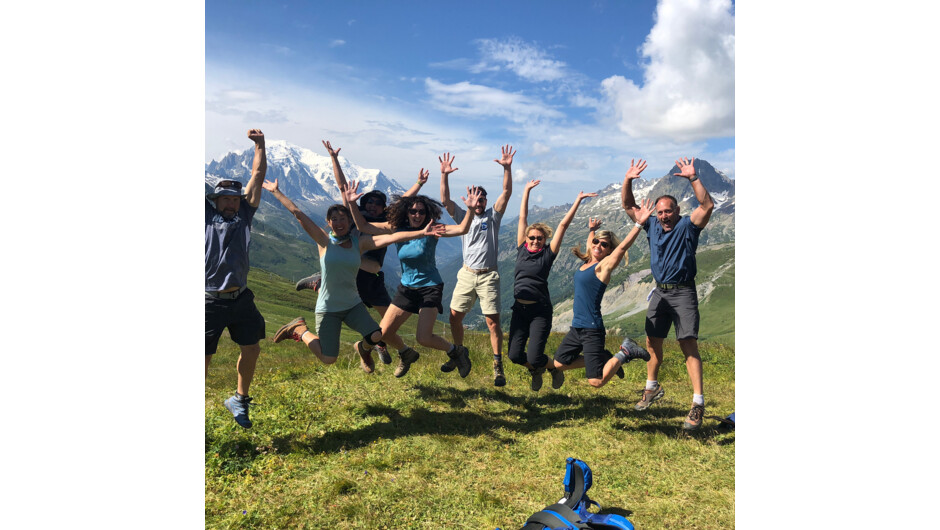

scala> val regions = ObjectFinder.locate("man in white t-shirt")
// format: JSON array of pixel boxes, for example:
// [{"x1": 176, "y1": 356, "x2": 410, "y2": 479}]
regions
[{"x1": 439, "y1": 146, "x2": 515, "y2": 386}]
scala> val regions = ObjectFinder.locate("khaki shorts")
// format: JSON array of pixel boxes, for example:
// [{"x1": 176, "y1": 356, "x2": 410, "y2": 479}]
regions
[{"x1": 450, "y1": 267, "x2": 501, "y2": 315}]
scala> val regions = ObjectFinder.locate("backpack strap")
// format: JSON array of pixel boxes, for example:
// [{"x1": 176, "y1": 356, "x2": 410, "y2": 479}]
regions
[
  {"x1": 522, "y1": 503, "x2": 591, "y2": 529},
  {"x1": 560, "y1": 458, "x2": 591, "y2": 509},
  {"x1": 581, "y1": 512, "x2": 635, "y2": 530}
]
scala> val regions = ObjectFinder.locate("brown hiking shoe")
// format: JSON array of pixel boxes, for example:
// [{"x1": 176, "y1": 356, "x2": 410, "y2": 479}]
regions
[
  {"x1": 634, "y1": 382, "x2": 665, "y2": 411},
  {"x1": 493, "y1": 358, "x2": 506, "y2": 387},
  {"x1": 273, "y1": 317, "x2": 306, "y2": 343},
  {"x1": 683, "y1": 403, "x2": 705, "y2": 431},
  {"x1": 354, "y1": 341, "x2": 375, "y2": 374},
  {"x1": 394, "y1": 347, "x2": 420, "y2": 378}
]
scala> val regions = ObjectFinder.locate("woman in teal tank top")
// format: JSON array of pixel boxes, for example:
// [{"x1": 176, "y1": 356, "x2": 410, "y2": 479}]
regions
[
  {"x1": 550, "y1": 198, "x2": 655, "y2": 390},
  {"x1": 346, "y1": 178, "x2": 485, "y2": 378},
  {"x1": 263, "y1": 178, "x2": 444, "y2": 373}
]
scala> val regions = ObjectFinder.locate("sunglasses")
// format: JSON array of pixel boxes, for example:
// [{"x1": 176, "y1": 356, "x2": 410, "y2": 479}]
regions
[
  {"x1": 527, "y1": 235, "x2": 544, "y2": 241},
  {"x1": 408, "y1": 208, "x2": 427, "y2": 215},
  {"x1": 217, "y1": 180, "x2": 242, "y2": 190},
  {"x1": 365, "y1": 198, "x2": 385, "y2": 206},
  {"x1": 592, "y1": 238, "x2": 610, "y2": 249}
]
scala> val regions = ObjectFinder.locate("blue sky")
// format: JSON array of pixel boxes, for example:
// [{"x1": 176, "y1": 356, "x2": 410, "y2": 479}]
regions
[{"x1": 207, "y1": 0, "x2": 735, "y2": 208}]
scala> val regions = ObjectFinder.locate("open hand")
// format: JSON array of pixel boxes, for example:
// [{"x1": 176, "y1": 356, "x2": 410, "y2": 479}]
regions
[
  {"x1": 262, "y1": 178, "x2": 279, "y2": 193},
  {"x1": 424, "y1": 222, "x2": 446, "y2": 237},
  {"x1": 625, "y1": 158, "x2": 647, "y2": 181},
  {"x1": 342, "y1": 180, "x2": 364, "y2": 204},
  {"x1": 673, "y1": 157, "x2": 697, "y2": 179},
  {"x1": 524, "y1": 179, "x2": 541, "y2": 191},
  {"x1": 588, "y1": 217, "x2": 602, "y2": 231},
  {"x1": 417, "y1": 168, "x2": 429, "y2": 186},
  {"x1": 322, "y1": 140, "x2": 341, "y2": 157},
  {"x1": 439, "y1": 153, "x2": 458, "y2": 175},
  {"x1": 494, "y1": 144, "x2": 516, "y2": 167},
  {"x1": 577, "y1": 191, "x2": 598, "y2": 201},
  {"x1": 636, "y1": 198, "x2": 654, "y2": 224},
  {"x1": 461, "y1": 186, "x2": 483, "y2": 208}
]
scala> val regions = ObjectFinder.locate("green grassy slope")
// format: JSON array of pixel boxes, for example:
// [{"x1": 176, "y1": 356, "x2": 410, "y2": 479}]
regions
[{"x1": 206, "y1": 268, "x2": 735, "y2": 529}]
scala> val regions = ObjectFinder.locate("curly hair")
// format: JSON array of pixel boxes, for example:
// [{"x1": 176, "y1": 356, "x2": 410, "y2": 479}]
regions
[
  {"x1": 571, "y1": 229, "x2": 622, "y2": 265},
  {"x1": 385, "y1": 194, "x2": 444, "y2": 230}
]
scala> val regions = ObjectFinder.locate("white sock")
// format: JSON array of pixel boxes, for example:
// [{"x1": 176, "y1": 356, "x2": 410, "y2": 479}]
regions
[
  {"x1": 693, "y1": 394, "x2": 704, "y2": 406},
  {"x1": 646, "y1": 380, "x2": 658, "y2": 390}
]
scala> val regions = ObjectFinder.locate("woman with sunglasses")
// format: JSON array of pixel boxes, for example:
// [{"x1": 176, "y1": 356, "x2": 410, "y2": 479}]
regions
[
  {"x1": 265, "y1": 178, "x2": 444, "y2": 373},
  {"x1": 508, "y1": 179, "x2": 597, "y2": 391},
  {"x1": 343, "y1": 179, "x2": 483, "y2": 378},
  {"x1": 550, "y1": 197, "x2": 656, "y2": 389}
]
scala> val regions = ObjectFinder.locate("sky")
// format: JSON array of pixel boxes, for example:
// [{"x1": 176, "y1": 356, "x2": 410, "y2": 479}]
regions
[{"x1": 206, "y1": 0, "x2": 735, "y2": 209}]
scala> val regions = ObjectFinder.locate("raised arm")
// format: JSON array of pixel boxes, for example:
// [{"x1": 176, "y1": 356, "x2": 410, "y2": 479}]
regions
[
  {"x1": 596, "y1": 199, "x2": 653, "y2": 282},
  {"x1": 244, "y1": 129, "x2": 266, "y2": 207},
  {"x1": 364, "y1": 222, "x2": 446, "y2": 251},
  {"x1": 322, "y1": 140, "x2": 348, "y2": 192},
  {"x1": 438, "y1": 152, "x2": 459, "y2": 216},
  {"x1": 441, "y1": 186, "x2": 482, "y2": 237},
  {"x1": 619, "y1": 158, "x2": 647, "y2": 223},
  {"x1": 342, "y1": 180, "x2": 393, "y2": 235},
  {"x1": 492, "y1": 144, "x2": 515, "y2": 214},
  {"x1": 585, "y1": 217, "x2": 602, "y2": 253},
  {"x1": 402, "y1": 168, "x2": 429, "y2": 198},
  {"x1": 517, "y1": 179, "x2": 540, "y2": 246},
  {"x1": 262, "y1": 178, "x2": 328, "y2": 246},
  {"x1": 674, "y1": 157, "x2": 714, "y2": 228},
  {"x1": 551, "y1": 191, "x2": 597, "y2": 254}
]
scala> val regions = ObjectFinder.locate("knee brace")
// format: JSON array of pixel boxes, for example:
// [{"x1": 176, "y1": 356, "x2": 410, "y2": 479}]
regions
[{"x1": 364, "y1": 330, "x2": 382, "y2": 346}]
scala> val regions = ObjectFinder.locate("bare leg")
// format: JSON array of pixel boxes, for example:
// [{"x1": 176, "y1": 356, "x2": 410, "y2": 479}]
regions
[
  {"x1": 590, "y1": 357, "x2": 625, "y2": 388},
  {"x1": 553, "y1": 357, "x2": 585, "y2": 371},
  {"x1": 417, "y1": 307, "x2": 454, "y2": 352},
  {"x1": 678, "y1": 338, "x2": 704, "y2": 395},
  {"x1": 645, "y1": 336, "x2": 665, "y2": 382},
  {"x1": 205, "y1": 354, "x2": 212, "y2": 378},
  {"x1": 374, "y1": 304, "x2": 404, "y2": 347},
  {"x1": 484, "y1": 314, "x2": 503, "y2": 357},
  {"x1": 236, "y1": 343, "x2": 261, "y2": 395},
  {"x1": 449, "y1": 309, "x2": 466, "y2": 346},
  {"x1": 378, "y1": 304, "x2": 413, "y2": 351}
]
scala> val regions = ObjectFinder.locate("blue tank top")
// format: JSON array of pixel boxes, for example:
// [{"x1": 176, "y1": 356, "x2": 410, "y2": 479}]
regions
[
  {"x1": 316, "y1": 233, "x2": 362, "y2": 313},
  {"x1": 571, "y1": 263, "x2": 606, "y2": 329},
  {"x1": 396, "y1": 233, "x2": 442, "y2": 288}
]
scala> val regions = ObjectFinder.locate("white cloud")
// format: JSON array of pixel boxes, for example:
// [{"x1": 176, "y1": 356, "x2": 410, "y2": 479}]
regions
[
  {"x1": 472, "y1": 37, "x2": 567, "y2": 82},
  {"x1": 424, "y1": 78, "x2": 564, "y2": 123},
  {"x1": 600, "y1": 0, "x2": 734, "y2": 142},
  {"x1": 329, "y1": 39, "x2": 346, "y2": 48}
]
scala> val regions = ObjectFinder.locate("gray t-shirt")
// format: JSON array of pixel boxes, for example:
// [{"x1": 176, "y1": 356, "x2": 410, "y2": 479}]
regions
[
  {"x1": 205, "y1": 198, "x2": 256, "y2": 291},
  {"x1": 453, "y1": 206, "x2": 503, "y2": 270}
]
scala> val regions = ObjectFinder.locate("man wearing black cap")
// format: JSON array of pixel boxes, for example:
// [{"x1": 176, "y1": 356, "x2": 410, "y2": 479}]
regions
[{"x1": 205, "y1": 129, "x2": 266, "y2": 428}]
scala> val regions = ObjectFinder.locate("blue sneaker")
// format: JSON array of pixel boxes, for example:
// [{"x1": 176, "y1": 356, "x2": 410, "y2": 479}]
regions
[{"x1": 223, "y1": 394, "x2": 253, "y2": 428}]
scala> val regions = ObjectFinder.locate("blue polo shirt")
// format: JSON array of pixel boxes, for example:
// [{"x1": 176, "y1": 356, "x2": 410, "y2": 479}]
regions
[
  {"x1": 643, "y1": 216, "x2": 702, "y2": 284},
  {"x1": 205, "y1": 198, "x2": 256, "y2": 291}
]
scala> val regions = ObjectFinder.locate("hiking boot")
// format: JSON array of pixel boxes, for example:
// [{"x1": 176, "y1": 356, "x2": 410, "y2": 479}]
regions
[
  {"x1": 548, "y1": 367, "x2": 565, "y2": 389},
  {"x1": 295, "y1": 273, "x2": 321, "y2": 292},
  {"x1": 223, "y1": 394, "x2": 253, "y2": 429},
  {"x1": 354, "y1": 341, "x2": 375, "y2": 374},
  {"x1": 619, "y1": 337, "x2": 651, "y2": 363},
  {"x1": 440, "y1": 357, "x2": 458, "y2": 373},
  {"x1": 449, "y1": 345, "x2": 472, "y2": 378},
  {"x1": 616, "y1": 366, "x2": 625, "y2": 379},
  {"x1": 683, "y1": 403, "x2": 705, "y2": 431},
  {"x1": 493, "y1": 359, "x2": 506, "y2": 387},
  {"x1": 529, "y1": 366, "x2": 546, "y2": 392},
  {"x1": 273, "y1": 317, "x2": 306, "y2": 343},
  {"x1": 394, "y1": 347, "x2": 420, "y2": 378},
  {"x1": 634, "y1": 383, "x2": 665, "y2": 411},
  {"x1": 375, "y1": 343, "x2": 392, "y2": 365}
]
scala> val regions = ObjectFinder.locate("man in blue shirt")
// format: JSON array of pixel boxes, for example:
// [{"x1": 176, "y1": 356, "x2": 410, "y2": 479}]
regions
[
  {"x1": 205, "y1": 129, "x2": 267, "y2": 428},
  {"x1": 620, "y1": 157, "x2": 714, "y2": 430}
]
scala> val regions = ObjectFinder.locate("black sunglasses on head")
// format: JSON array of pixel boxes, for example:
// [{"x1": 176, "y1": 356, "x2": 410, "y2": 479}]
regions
[
  {"x1": 217, "y1": 180, "x2": 242, "y2": 190},
  {"x1": 592, "y1": 238, "x2": 610, "y2": 249}
]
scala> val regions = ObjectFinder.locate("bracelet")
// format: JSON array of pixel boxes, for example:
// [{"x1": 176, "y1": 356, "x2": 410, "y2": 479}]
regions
[
  {"x1": 634, "y1": 222, "x2": 643, "y2": 229},
  {"x1": 688, "y1": 175, "x2": 699, "y2": 183}
]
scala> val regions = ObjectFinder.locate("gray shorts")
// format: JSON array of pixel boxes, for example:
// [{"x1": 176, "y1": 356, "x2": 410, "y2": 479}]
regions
[
  {"x1": 645, "y1": 286, "x2": 699, "y2": 340},
  {"x1": 315, "y1": 302, "x2": 381, "y2": 358}
]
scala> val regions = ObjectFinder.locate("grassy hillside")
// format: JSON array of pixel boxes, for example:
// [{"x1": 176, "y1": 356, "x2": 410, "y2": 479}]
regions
[{"x1": 206, "y1": 268, "x2": 735, "y2": 529}]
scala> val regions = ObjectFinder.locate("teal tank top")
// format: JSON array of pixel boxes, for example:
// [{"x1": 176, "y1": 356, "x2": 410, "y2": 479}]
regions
[{"x1": 316, "y1": 232, "x2": 362, "y2": 312}]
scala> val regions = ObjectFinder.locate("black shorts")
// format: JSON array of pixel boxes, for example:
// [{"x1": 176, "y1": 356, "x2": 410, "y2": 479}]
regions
[
  {"x1": 645, "y1": 286, "x2": 699, "y2": 340},
  {"x1": 357, "y1": 269, "x2": 392, "y2": 308},
  {"x1": 205, "y1": 288, "x2": 266, "y2": 355},
  {"x1": 391, "y1": 283, "x2": 444, "y2": 315},
  {"x1": 554, "y1": 327, "x2": 611, "y2": 380}
]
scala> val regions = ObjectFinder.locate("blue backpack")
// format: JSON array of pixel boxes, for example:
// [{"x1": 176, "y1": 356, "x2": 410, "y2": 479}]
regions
[{"x1": 519, "y1": 458, "x2": 635, "y2": 530}]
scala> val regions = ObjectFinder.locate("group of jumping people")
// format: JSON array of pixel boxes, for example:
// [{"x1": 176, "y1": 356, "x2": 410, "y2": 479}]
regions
[{"x1": 205, "y1": 130, "x2": 715, "y2": 432}]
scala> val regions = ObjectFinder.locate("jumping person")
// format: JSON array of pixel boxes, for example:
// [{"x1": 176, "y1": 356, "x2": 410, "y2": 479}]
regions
[
  {"x1": 265, "y1": 178, "x2": 444, "y2": 373},
  {"x1": 347, "y1": 179, "x2": 483, "y2": 378},
  {"x1": 439, "y1": 146, "x2": 514, "y2": 386},
  {"x1": 550, "y1": 199, "x2": 654, "y2": 390},
  {"x1": 205, "y1": 129, "x2": 267, "y2": 429},
  {"x1": 508, "y1": 179, "x2": 597, "y2": 391},
  {"x1": 620, "y1": 157, "x2": 715, "y2": 430},
  {"x1": 293, "y1": 140, "x2": 428, "y2": 366}
]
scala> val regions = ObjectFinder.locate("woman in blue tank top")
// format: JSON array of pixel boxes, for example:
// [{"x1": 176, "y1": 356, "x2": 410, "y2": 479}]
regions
[
  {"x1": 550, "y1": 197, "x2": 655, "y2": 390},
  {"x1": 263, "y1": 178, "x2": 444, "y2": 374},
  {"x1": 508, "y1": 179, "x2": 597, "y2": 392},
  {"x1": 345, "y1": 179, "x2": 485, "y2": 378}
]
